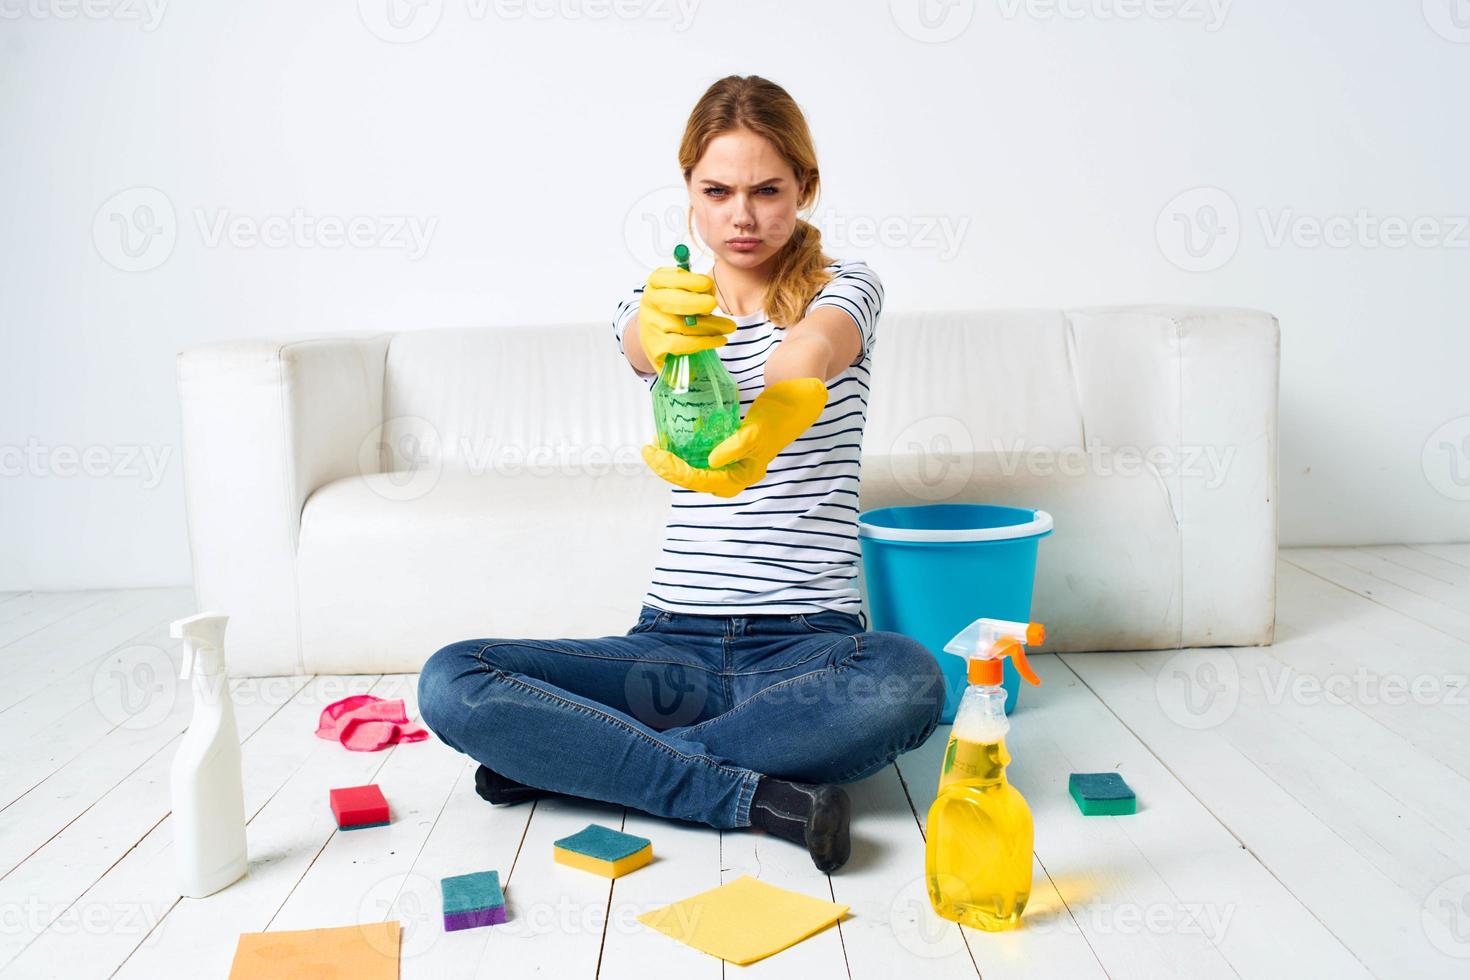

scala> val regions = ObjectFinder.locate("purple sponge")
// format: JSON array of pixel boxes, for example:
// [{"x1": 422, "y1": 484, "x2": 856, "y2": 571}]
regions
[{"x1": 440, "y1": 870, "x2": 506, "y2": 932}]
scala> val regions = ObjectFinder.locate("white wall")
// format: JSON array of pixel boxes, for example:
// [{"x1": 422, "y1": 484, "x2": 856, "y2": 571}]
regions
[{"x1": 2, "y1": 0, "x2": 1467, "y2": 590}]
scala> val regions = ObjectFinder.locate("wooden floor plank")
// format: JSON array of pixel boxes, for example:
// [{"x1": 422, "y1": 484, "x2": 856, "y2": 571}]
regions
[
  {"x1": 1285, "y1": 548, "x2": 1470, "y2": 643},
  {"x1": 895, "y1": 722, "x2": 1108, "y2": 979},
  {"x1": 0, "y1": 598, "x2": 202, "y2": 811},
  {"x1": 0, "y1": 589, "x2": 114, "y2": 643},
  {"x1": 469, "y1": 794, "x2": 627, "y2": 979},
  {"x1": 828, "y1": 763, "x2": 994, "y2": 979},
  {"x1": 376, "y1": 752, "x2": 536, "y2": 977},
  {"x1": 1363, "y1": 544, "x2": 1470, "y2": 589},
  {"x1": 0, "y1": 675, "x2": 306, "y2": 971},
  {"x1": 1269, "y1": 561, "x2": 1470, "y2": 779},
  {"x1": 4, "y1": 563, "x2": 1466, "y2": 978},
  {"x1": 112, "y1": 675, "x2": 405, "y2": 979},
  {"x1": 4, "y1": 675, "x2": 366, "y2": 979},
  {"x1": 1411, "y1": 542, "x2": 1470, "y2": 569},
  {"x1": 597, "y1": 807, "x2": 723, "y2": 980},
  {"x1": 0, "y1": 588, "x2": 194, "y2": 718},
  {"x1": 710, "y1": 781, "x2": 849, "y2": 980},
  {"x1": 1065, "y1": 646, "x2": 1452, "y2": 977}
]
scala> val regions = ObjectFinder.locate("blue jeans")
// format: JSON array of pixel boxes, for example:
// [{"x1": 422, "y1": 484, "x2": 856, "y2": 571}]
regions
[{"x1": 417, "y1": 605, "x2": 946, "y2": 830}]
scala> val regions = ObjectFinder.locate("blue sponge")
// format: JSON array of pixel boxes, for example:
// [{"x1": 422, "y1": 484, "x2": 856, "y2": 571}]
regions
[{"x1": 554, "y1": 824, "x2": 650, "y2": 862}]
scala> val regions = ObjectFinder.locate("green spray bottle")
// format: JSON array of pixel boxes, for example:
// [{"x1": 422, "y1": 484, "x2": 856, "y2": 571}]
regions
[{"x1": 651, "y1": 244, "x2": 740, "y2": 469}]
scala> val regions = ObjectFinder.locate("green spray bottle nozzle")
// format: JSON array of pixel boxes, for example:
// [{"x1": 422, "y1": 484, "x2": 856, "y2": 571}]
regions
[{"x1": 673, "y1": 244, "x2": 698, "y2": 327}]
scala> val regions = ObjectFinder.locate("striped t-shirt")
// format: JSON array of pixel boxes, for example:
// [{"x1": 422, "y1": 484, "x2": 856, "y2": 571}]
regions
[{"x1": 612, "y1": 259, "x2": 883, "y2": 617}]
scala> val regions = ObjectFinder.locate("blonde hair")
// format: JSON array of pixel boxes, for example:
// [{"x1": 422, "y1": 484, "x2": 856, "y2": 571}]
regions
[{"x1": 679, "y1": 75, "x2": 833, "y2": 328}]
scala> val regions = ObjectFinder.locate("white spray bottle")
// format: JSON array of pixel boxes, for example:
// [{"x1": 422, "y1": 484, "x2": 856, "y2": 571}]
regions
[{"x1": 169, "y1": 612, "x2": 248, "y2": 897}]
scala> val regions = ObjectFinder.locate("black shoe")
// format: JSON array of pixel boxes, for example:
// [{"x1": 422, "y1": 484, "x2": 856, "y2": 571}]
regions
[
  {"x1": 474, "y1": 763, "x2": 544, "y2": 806},
  {"x1": 748, "y1": 777, "x2": 852, "y2": 873}
]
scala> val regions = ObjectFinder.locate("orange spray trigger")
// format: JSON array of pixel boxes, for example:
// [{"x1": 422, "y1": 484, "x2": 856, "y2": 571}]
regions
[{"x1": 1007, "y1": 638, "x2": 1041, "y2": 687}]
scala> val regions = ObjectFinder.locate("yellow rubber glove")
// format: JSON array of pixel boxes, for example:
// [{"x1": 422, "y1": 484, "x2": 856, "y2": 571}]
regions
[
  {"x1": 637, "y1": 266, "x2": 738, "y2": 372},
  {"x1": 642, "y1": 378, "x2": 829, "y2": 498}
]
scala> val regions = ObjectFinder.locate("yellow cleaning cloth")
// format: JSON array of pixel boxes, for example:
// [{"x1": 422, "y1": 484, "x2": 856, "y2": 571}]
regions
[
  {"x1": 637, "y1": 874, "x2": 849, "y2": 965},
  {"x1": 227, "y1": 921, "x2": 400, "y2": 979}
]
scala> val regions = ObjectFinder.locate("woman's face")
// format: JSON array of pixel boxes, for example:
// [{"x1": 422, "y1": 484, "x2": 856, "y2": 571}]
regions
[{"x1": 687, "y1": 128, "x2": 803, "y2": 273}]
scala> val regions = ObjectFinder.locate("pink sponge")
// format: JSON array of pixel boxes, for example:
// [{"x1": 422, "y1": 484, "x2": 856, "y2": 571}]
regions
[{"x1": 329, "y1": 784, "x2": 389, "y2": 830}]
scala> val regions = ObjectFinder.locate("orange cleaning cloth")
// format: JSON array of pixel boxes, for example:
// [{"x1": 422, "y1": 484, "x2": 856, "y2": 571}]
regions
[{"x1": 227, "y1": 921, "x2": 400, "y2": 979}]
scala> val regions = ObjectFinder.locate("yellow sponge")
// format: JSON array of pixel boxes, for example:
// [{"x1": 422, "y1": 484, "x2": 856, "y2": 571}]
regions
[{"x1": 553, "y1": 824, "x2": 653, "y2": 878}]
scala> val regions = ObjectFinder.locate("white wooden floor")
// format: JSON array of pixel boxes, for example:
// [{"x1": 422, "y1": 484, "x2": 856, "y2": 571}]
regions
[{"x1": 2, "y1": 545, "x2": 1468, "y2": 979}]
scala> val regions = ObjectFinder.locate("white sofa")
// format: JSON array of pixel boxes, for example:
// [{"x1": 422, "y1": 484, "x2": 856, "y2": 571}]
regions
[{"x1": 176, "y1": 306, "x2": 1279, "y2": 677}]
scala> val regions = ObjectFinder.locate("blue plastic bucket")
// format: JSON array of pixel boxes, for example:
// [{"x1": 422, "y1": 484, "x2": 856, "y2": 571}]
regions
[{"x1": 857, "y1": 504, "x2": 1053, "y2": 721}]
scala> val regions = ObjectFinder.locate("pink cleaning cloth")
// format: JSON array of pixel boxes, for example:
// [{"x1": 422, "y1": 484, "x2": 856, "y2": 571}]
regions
[{"x1": 315, "y1": 694, "x2": 429, "y2": 751}]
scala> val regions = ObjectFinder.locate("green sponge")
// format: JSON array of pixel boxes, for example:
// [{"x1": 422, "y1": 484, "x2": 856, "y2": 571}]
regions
[
  {"x1": 1069, "y1": 772, "x2": 1136, "y2": 816},
  {"x1": 553, "y1": 824, "x2": 653, "y2": 878}
]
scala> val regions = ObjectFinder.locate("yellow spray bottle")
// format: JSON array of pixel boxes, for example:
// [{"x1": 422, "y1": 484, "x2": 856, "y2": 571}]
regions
[{"x1": 925, "y1": 617, "x2": 1045, "y2": 931}]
